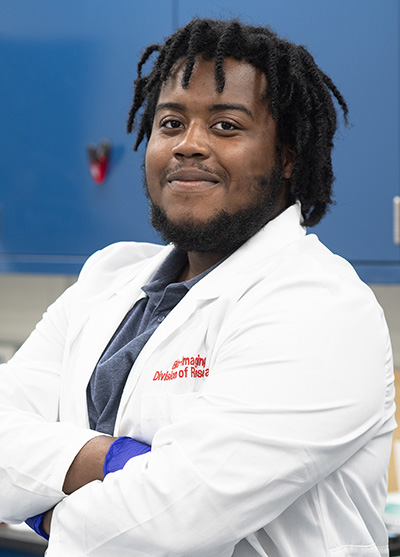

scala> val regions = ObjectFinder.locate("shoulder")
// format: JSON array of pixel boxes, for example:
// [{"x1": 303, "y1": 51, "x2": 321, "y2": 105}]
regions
[
  {"x1": 74, "y1": 241, "x2": 169, "y2": 297},
  {"x1": 221, "y1": 233, "x2": 392, "y2": 387},
  {"x1": 261, "y1": 233, "x2": 379, "y2": 314},
  {"x1": 227, "y1": 232, "x2": 384, "y2": 343}
]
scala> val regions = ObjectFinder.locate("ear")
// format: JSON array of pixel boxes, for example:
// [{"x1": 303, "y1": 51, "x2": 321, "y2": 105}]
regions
[{"x1": 282, "y1": 146, "x2": 296, "y2": 179}]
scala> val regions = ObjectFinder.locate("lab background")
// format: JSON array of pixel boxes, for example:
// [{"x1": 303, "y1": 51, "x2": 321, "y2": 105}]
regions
[{"x1": 0, "y1": 0, "x2": 399, "y2": 555}]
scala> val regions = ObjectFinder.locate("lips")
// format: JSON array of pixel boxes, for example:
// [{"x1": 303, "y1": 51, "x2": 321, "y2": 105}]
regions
[{"x1": 166, "y1": 168, "x2": 220, "y2": 192}]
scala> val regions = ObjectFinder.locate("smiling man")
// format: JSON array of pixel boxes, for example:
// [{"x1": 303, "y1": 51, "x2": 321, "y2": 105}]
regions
[{"x1": 0, "y1": 18, "x2": 395, "y2": 557}]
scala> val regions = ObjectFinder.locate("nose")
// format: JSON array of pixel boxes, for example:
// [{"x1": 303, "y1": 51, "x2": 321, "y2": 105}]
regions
[{"x1": 172, "y1": 123, "x2": 210, "y2": 160}]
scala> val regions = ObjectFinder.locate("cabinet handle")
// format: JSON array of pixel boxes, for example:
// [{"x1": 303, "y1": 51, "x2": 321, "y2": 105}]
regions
[{"x1": 394, "y1": 196, "x2": 400, "y2": 245}]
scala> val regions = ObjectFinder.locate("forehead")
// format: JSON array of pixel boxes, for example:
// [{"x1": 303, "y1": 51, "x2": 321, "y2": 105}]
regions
[{"x1": 158, "y1": 56, "x2": 269, "y2": 109}]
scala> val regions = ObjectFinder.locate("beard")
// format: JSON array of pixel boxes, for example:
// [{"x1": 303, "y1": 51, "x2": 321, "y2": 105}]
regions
[{"x1": 144, "y1": 166, "x2": 287, "y2": 255}]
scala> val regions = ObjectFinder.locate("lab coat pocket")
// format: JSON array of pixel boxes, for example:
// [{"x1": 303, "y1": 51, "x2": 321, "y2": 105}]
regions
[{"x1": 140, "y1": 392, "x2": 196, "y2": 441}]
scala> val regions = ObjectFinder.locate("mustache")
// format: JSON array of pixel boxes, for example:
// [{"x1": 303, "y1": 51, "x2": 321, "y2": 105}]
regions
[{"x1": 159, "y1": 162, "x2": 228, "y2": 186}]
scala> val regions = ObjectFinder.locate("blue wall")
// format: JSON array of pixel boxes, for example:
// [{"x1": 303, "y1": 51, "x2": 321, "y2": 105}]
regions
[{"x1": 0, "y1": 0, "x2": 398, "y2": 281}]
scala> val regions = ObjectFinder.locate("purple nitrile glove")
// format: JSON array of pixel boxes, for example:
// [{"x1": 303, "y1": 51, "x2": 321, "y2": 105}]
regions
[
  {"x1": 103, "y1": 436, "x2": 151, "y2": 476},
  {"x1": 25, "y1": 512, "x2": 49, "y2": 541}
]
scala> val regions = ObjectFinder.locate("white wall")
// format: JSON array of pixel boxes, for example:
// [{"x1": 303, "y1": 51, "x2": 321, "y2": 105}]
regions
[
  {"x1": 0, "y1": 274, "x2": 76, "y2": 362},
  {"x1": 370, "y1": 284, "x2": 400, "y2": 370}
]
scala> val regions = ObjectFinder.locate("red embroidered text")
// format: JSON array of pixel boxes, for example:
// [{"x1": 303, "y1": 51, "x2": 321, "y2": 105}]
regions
[{"x1": 153, "y1": 354, "x2": 209, "y2": 381}]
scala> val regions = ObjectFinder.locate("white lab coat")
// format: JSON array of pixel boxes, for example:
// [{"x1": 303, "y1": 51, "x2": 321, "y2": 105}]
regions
[{"x1": 0, "y1": 203, "x2": 395, "y2": 556}]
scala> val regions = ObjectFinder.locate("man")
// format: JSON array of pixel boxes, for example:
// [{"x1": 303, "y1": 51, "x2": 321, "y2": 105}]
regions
[{"x1": 0, "y1": 18, "x2": 395, "y2": 557}]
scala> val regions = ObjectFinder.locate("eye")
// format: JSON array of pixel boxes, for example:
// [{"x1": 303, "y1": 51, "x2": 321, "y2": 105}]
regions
[
  {"x1": 161, "y1": 119, "x2": 183, "y2": 129},
  {"x1": 212, "y1": 121, "x2": 238, "y2": 132}
]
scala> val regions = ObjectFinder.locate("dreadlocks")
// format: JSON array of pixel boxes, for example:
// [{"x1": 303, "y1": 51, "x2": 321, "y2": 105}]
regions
[{"x1": 127, "y1": 18, "x2": 348, "y2": 227}]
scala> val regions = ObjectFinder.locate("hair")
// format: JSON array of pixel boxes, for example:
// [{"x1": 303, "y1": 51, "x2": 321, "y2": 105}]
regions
[{"x1": 127, "y1": 18, "x2": 349, "y2": 227}]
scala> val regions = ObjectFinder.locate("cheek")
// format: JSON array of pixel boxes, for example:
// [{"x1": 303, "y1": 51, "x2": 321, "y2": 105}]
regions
[
  {"x1": 224, "y1": 154, "x2": 272, "y2": 187},
  {"x1": 224, "y1": 136, "x2": 277, "y2": 177},
  {"x1": 145, "y1": 140, "x2": 161, "y2": 186},
  {"x1": 145, "y1": 131, "x2": 172, "y2": 166}
]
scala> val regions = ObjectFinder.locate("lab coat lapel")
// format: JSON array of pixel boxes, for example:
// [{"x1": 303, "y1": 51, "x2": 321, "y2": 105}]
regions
[
  {"x1": 64, "y1": 246, "x2": 173, "y2": 425},
  {"x1": 116, "y1": 283, "x2": 201, "y2": 425}
]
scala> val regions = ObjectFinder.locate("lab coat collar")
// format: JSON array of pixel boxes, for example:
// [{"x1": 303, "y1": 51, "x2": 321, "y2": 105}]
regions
[
  {"x1": 74, "y1": 201, "x2": 304, "y2": 335},
  {"x1": 110, "y1": 202, "x2": 305, "y2": 306},
  {"x1": 109, "y1": 202, "x2": 304, "y2": 300}
]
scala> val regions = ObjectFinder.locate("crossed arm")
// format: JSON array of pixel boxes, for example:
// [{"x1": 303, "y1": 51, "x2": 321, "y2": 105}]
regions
[
  {"x1": 41, "y1": 435, "x2": 116, "y2": 535},
  {"x1": 36, "y1": 434, "x2": 152, "y2": 537}
]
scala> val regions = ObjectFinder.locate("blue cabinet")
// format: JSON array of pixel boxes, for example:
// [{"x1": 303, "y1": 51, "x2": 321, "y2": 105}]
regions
[
  {"x1": 0, "y1": 0, "x2": 399, "y2": 281},
  {"x1": 0, "y1": 0, "x2": 173, "y2": 273}
]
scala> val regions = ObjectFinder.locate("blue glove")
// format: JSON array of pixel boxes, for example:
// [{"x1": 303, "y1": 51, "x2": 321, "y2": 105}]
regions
[
  {"x1": 25, "y1": 512, "x2": 49, "y2": 541},
  {"x1": 103, "y1": 436, "x2": 151, "y2": 476}
]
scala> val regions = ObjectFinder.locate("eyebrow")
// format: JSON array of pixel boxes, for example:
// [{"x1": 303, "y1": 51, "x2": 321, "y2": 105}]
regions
[
  {"x1": 208, "y1": 103, "x2": 254, "y2": 119},
  {"x1": 154, "y1": 102, "x2": 254, "y2": 119},
  {"x1": 154, "y1": 102, "x2": 185, "y2": 114}
]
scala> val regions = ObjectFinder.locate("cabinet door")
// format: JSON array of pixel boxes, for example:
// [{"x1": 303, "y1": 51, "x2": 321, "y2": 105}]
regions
[
  {"x1": 177, "y1": 0, "x2": 400, "y2": 283},
  {"x1": 0, "y1": 0, "x2": 174, "y2": 273}
]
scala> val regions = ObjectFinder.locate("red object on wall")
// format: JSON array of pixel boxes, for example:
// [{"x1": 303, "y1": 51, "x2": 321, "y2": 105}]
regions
[{"x1": 87, "y1": 140, "x2": 111, "y2": 184}]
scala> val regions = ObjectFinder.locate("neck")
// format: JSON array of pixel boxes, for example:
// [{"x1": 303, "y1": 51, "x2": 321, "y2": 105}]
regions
[{"x1": 178, "y1": 251, "x2": 226, "y2": 282}]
